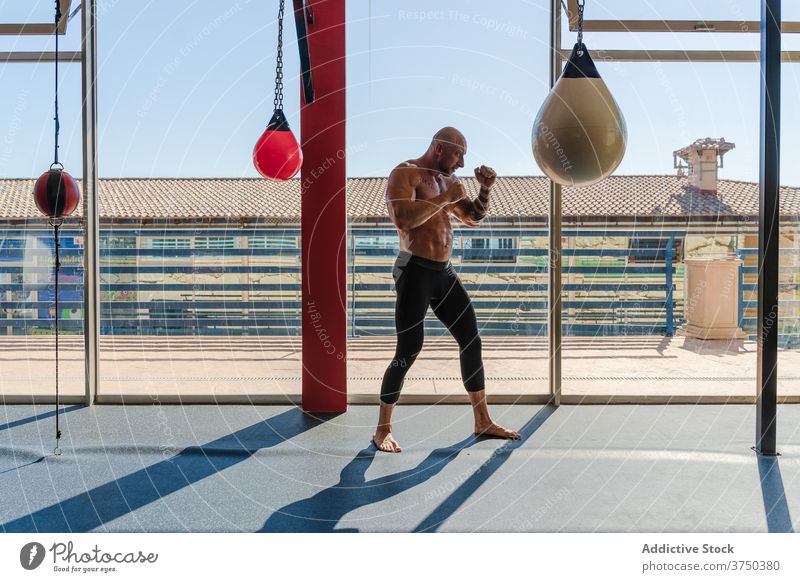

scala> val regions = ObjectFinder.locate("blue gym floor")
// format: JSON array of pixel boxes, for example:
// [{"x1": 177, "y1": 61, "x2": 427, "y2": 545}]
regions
[{"x1": 0, "y1": 403, "x2": 797, "y2": 532}]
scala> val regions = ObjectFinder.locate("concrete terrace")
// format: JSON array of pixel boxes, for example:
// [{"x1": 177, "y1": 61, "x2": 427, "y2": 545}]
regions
[{"x1": 2, "y1": 335, "x2": 798, "y2": 402}]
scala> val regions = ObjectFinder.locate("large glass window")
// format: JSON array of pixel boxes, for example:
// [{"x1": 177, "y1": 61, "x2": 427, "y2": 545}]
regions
[
  {"x1": 559, "y1": 51, "x2": 760, "y2": 398},
  {"x1": 6, "y1": 0, "x2": 797, "y2": 405},
  {"x1": 96, "y1": 0, "x2": 304, "y2": 400},
  {"x1": 779, "y1": 50, "x2": 800, "y2": 400},
  {"x1": 0, "y1": 52, "x2": 84, "y2": 401},
  {"x1": 345, "y1": 0, "x2": 550, "y2": 400}
]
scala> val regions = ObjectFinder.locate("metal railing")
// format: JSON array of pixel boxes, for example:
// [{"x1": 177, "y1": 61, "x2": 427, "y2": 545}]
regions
[
  {"x1": 0, "y1": 227, "x2": 682, "y2": 337},
  {"x1": 1, "y1": 226, "x2": 796, "y2": 342}
]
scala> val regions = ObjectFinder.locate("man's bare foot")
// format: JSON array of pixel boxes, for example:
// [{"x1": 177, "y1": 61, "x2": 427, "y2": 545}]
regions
[
  {"x1": 372, "y1": 430, "x2": 402, "y2": 452},
  {"x1": 474, "y1": 421, "x2": 521, "y2": 440}
]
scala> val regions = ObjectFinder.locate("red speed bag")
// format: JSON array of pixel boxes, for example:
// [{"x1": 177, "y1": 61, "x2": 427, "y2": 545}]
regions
[
  {"x1": 253, "y1": 109, "x2": 303, "y2": 181},
  {"x1": 33, "y1": 168, "x2": 81, "y2": 219}
]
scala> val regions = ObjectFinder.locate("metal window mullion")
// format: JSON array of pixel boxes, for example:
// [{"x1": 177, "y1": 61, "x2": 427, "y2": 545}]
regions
[
  {"x1": 561, "y1": 49, "x2": 800, "y2": 63},
  {"x1": 549, "y1": 0, "x2": 562, "y2": 406},
  {"x1": 571, "y1": 20, "x2": 800, "y2": 34},
  {"x1": 0, "y1": 51, "x2": 82, "y2": 63},
  {"x1": 81, "y1": 0, "x2": 99, "y2": 406},
  {"x1": 0, "y1": 1, "x2": 74, "y2": 35},
  {"x1": 756, "y1": 0, "x2": 781, "y2": 456}
]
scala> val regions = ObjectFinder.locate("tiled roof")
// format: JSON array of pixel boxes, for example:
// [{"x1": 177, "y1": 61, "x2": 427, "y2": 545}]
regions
[{"x1": 1, "y1": 176, "x2": 798, "y2": 221}]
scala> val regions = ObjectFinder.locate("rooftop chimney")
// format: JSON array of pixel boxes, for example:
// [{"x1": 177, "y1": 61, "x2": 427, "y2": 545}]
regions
[{"x1": 673, "y1": 137, "x2": 735, "y2": 195}]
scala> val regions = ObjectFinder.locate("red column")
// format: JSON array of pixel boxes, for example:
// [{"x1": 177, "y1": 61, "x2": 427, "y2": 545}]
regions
[{"x1": 300, "y1": 0, "x2": 347, "y2": 412}]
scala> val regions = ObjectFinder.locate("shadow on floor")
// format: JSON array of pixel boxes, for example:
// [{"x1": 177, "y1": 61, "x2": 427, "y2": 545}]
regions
[
  {"x1": 0, "y1": 456, "x2": 45, "y2": 477},
  {"x1": 1, "y1": 408, "x2": 328, "y2": 533},
  {"x1": 259, "y1": 404, "x2": 556, "y2": 532},
  {"x1": 678, "y1": 337, "x2": 752, "y2": 356},
  {"x1": 757, "y1": 453, "x2": 794, "y2": 533},
  {"x1": 0, "y1": 405, "x2": 83, "y2": 433},
  {"x1": 413, "y1": 404, "x2": 557, "y2": 532},
  {"x1": 259, "y1": 436, "x2": 478, "y2": 532}
]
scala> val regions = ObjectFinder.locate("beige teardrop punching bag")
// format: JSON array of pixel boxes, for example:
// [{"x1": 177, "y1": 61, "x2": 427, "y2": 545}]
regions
[{"x1": 532, "y1": 21, "x2": 627, "y2": 187}]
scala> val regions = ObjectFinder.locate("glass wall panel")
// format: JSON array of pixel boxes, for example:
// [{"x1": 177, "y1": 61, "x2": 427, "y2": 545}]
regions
[
  {"x1": 560, "y1": 58, "x2": 759, "y2": 399},
  {"x1": 96, "y1": 2, "x2": 303, "y2": 399},
  {"x1": 345, "y1": 1, "x2": 550, "y2": 400},
  {"x1": 0, "y1": 60, "x2": 84, "y2": 401},
  {"x1": 779, "y1": 47, "x2": 800, "y2": 400}
]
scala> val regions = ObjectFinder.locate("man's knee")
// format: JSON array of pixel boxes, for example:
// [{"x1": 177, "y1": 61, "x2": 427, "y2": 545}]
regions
[
  {"x1": 397, "y1": 331, "x2": 424, "y2": 359},
  {"x1": 380, "y1": 390, "x2": 401, "y2": 405},
  {"x1": 391, "y1": 347, "x2": 421, "y2": 370},
  {"x1": 457, "y1": 333, "x2": 481, "y2": 355}
]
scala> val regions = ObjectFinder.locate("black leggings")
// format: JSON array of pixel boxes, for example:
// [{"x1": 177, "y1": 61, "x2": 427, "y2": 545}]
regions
[{"x1": 380, "y1": 251, "x2": 484, "y2": 404}]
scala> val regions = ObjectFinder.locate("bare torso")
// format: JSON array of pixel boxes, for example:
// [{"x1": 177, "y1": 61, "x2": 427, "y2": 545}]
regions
[{"x1": 387, "y1": 160, "x2": 456, "y2": 262}]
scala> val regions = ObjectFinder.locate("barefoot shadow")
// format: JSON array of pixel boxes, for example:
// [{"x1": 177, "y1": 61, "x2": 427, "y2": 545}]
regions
[
  {"x1": 413, "y1": 404, "x2": 556, "y2": 532},
  {"x1": 259, "y1": 436, "x2": 477, "y2": 532}
]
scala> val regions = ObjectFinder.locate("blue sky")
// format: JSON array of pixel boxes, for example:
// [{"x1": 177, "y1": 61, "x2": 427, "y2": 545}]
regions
[{"x1": 2, "y1": 0, "x2": 800, "y2": 184}]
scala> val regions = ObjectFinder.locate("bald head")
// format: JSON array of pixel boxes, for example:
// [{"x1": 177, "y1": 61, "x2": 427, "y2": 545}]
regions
[
  {"x1": 431, "y1": 126, "x2": 466, "y2": 149},
  {"x1": 426, "y1": 127, "x2": 466, "y2": 176}
]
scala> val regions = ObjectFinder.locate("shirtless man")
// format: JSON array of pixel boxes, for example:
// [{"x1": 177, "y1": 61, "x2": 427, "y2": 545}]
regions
[{"x1": 373, "y1": 127, "x2": 521, "y2": 453}]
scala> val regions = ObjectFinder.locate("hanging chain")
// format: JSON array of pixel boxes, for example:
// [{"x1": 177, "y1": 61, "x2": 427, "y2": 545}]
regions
[
  {"x1": 273, "y1": 0, "x2": 285, "y2": 112},
  {"x1": 51, "y1": 0, "x2": 64, "y2": 457},
  {"x1": 51, "y1": 219, "x2": 63, "y2": 456},
  {"x1": 577, "y1": 0, "x2": 586, "y2": 55},
  {"x1": 53, "y1": 0, "x2": 62, "y2": 168}
]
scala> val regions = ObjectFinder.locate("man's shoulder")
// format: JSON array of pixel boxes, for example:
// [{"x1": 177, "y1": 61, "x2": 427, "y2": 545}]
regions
[
  {"x1": 392, "y1": 160, "x2": 421, "y2": 172},
  {"x1": 389, "y1": 161, "x2": 423, "y2": 184}
]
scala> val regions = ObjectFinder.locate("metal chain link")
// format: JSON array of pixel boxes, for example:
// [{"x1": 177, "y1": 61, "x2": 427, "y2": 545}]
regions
[
  {"x1": 273, "y1": 0, "x2": 285, "y2": 112},
  {"x1": 54, "y1": 0, "x2": 61, "y2": 167},
  {"x1": 577, "y1": 0, "x2": 585, "y2": 54}
]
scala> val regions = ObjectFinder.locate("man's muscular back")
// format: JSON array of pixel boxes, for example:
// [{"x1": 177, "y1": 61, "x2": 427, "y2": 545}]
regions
[{"x1": 385, "y1": 161, "x2": 465, "y2": 262}]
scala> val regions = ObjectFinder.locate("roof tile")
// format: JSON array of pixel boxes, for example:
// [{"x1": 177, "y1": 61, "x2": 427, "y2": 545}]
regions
[{"x1": 1, "y1": 176, "x2": 796, "y2": 220}]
